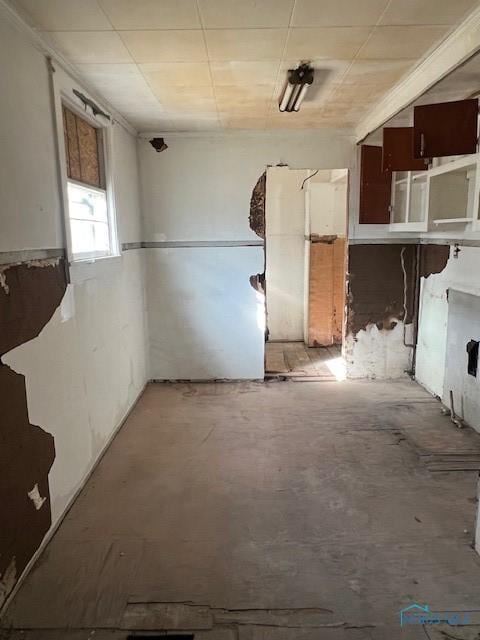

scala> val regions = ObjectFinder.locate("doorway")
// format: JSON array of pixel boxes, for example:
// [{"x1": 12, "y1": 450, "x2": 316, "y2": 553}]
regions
[{"x1": 263, "y1": 166, "x2": 348, "y2": 379}]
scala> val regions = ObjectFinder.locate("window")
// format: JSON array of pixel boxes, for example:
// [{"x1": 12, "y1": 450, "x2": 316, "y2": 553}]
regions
[{"x1": 62, "y1": 105, "x2": 118, "y2": 261}]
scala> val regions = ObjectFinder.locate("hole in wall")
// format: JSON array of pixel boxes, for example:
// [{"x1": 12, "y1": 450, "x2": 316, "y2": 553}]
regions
[
  {"x1": 467, "y1": 339, "x2": 479, "y2": 377},
  {"x1": 249, "y1": 171, "x2": 266, "y2": 239}
]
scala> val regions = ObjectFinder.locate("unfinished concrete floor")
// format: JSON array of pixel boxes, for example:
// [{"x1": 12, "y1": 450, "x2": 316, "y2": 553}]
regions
[{"x1": 2, "y1": 379, "x2": 480, "y2": 639}]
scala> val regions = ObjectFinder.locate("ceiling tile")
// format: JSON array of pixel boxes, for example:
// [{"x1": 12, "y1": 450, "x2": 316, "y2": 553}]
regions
[
  {"x1": 211, "y1": 61, "x2": 280, "y2": 86},
  {"x1": 285, "y1": 27, "x2": 372, "y2": 60},
  {"x1": 75, "y1": 63, "x2": 161, "y2": 112},
  {"x1": 140, "y1": 62, "x2": 212, "y2": 87},
  {"x1": 380, "y1": 0, "x2": 478, "y2": 26},
  {"x1": 198, "y1": 0, "x2": 294, "y2": 28},
  {"x1": 166, "y1": 116, "x2": 222, "y2": 131},
  {"x1": 215, "y1": 84, "x2": 275, "y2": 103},
  {"x1": 42, "y1": 31, "x2": 133, "y2": 63},
  {"x1": 12, "y1": 0, "x2": 112, "y2": 30},
  {"x1": 147, "y1": 86, "x2": 216, "y2": 112},
  {"x1": 329, "y1": 83, "x2": 388, "y2": 103},
  {"x1": 98, "y1": 0, "x2": 200, "y2": 29},
  {"x1": 358, "y1": 26, "x2": 449, "y2": 59},
  {"x1": 120, "y1": 30, "x2": 207, "y2": 62},
  {"x1": 291, "y1": 0, "x2": 389, "y2": 27},
  {"x1": 340, "y1": 59, "x2": 413, "y2": 86},
  {"x1": 205, "y1": 29, "x2": 287, "y2": 61},
  {"x1": 222, "y1": 116, "x2": 268, "y2": 129}
]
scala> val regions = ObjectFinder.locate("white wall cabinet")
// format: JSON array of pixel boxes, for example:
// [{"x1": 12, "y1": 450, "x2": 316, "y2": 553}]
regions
[{"x1": 389, "y1": 155, "x2": 480, "y2": 232}]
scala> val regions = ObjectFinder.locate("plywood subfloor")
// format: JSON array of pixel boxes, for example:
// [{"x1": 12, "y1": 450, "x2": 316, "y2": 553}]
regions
[
  {"x1": 3, "y1": 379, "x2": 480, "y2": 639},
  {"x1": 265, "y1": 341, "x2": 341, "y2": 379}
]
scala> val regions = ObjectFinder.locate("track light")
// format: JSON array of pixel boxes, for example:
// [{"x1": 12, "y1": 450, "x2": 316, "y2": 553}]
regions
[{"x1": 278, "y1": 63, "x2": 314, "y2": 113}]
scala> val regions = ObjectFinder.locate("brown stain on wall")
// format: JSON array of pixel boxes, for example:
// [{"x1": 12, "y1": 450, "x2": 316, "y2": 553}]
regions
[
  {"x1": 347, "y1": 243, "x2": 450, "y2": 338},
  {"x1": 419, "y1": 244, "x2": 450, "y2": 279},
  {"x1": 0, "y1": 260, "x2": 67, "y2": 608},
  {"x1": 347, "y1": 244, "x2": 416, "y2": 336}
]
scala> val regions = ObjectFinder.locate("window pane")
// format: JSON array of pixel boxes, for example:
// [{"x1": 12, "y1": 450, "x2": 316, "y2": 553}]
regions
[
  {"x1": 67, "y1": 181, "x2": 111, "y2": 259},
  {"x1": 70, "y1": 220, "x2": 110, "y2": 258},
  {"x1": 68, "y1": 182, "x2": 107, "y2": 222}
]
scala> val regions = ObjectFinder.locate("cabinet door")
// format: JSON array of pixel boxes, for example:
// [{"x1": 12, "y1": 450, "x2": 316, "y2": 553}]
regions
[
  {"x1": 359, "y1": 145, "x2": 391, "y2": 224},
  {"x1": 413, "y1": 99, "x2": 478, "y2": 158},
  {"x1": 382, "y1": 127, "x2": 427, "y2": 171}
]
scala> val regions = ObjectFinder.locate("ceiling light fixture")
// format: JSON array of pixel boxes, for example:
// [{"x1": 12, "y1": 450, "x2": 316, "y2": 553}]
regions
[{"x1": 278, "y1": 63, "x2": 314, "y2": 113}]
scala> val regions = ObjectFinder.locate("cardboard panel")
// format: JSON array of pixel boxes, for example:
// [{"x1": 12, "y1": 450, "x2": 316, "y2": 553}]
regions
[
  {"x1": 382, "y1": 127, "x2": 427, "y2": 171},
  {"x1": 413, "y1": 99, "x2": 478, "y2": 158},
  {"x1": 359, "y1": 145, "x2": 391, "y2": 224},
  {"x1": 62, "y1": 106, "x2": 104, "y2": 188}
]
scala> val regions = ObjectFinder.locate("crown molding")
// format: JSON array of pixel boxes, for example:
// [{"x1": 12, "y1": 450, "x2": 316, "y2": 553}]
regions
[
  {"x1": 0, "y1": 0, "x2": 138, "y2": 137},
  {"x1": 355, "y1": 5, "x2": 480, "y2": 143}
]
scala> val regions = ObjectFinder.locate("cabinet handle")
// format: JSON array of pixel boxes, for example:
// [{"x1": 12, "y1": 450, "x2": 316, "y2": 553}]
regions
[{"x1": 420, "y1": 132, "x2": 425, "y2": 157}]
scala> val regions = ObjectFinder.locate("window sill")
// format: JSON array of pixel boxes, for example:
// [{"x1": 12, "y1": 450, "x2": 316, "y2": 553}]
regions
[{"x1": 69, "y1": 253, "x2": 123, "y2": 285}]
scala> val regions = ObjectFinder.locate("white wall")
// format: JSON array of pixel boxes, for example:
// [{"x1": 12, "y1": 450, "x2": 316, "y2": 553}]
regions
[
  {"x1": 138, "y1": 131, "x2": 355, "y2": 379},
  {"x1": 308, "y1": 176, "x2": 348, "y2": 237},
  {"x1": 0, "y1": 12, "x2": 63, "y2": 252},
  {"x1": 444, "y1": 290, "x2": 480, "y2": 432},
  {"x1": 265, "y1": 167, "x2": 309, "y2": 342},
  {"x1": 0, "y1": 10, "x2": 148, "y2": 597},
  {"x1": 416, "y1": 246, "x2": 480, "y2": 399}
]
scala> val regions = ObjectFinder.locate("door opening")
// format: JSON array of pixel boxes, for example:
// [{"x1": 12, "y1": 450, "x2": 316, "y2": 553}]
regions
[{"x1": 263, "y1": 166, "x2": 348, "y2": 380}]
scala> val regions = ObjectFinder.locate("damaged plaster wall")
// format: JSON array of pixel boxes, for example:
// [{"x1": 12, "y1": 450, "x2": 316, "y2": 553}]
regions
[
  {"x1": 0, "y1": 12, "x2": 148, "y2": 608},
  {"x1": 0, "y1": 260, "x2": 66, "y2": 609},
  {"x1": 138, "y1": 131, "x2": 354, "y2": 379},
  {"x1": 346, "y1": 244, "x2": 416, "y2": 378},
  {"x1": 415, "y1": 245, "x2": 479, "y2": 399}
]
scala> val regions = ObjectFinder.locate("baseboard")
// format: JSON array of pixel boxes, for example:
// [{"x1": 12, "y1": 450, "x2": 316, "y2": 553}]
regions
[{"x1": 0, "y1": 381, "x2": 148, "y2": 618}]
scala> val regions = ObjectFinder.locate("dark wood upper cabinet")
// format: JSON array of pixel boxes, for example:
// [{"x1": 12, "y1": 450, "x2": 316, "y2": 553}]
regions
[
  {"x1": 382, "y1": 127, "x2": 428, "y2": 172},
  {"x1": 359, "y1": 145, "x2": 391, "y2": 224},
  {"x1": 413, "y1": 99, "x2": 478, "y2": 159}
]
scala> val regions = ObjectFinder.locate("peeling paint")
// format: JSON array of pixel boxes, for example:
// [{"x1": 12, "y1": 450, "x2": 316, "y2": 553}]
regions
[
  {"x1": 0, "y1": 260, "x2": 66, "y2": 610},
  {"x1": 27, "y1": 484, "x2": 47, "y2": 511},
  {"x1": 26, "y1": 258, "x2": 61, "y2": 269},
  {"x1": 249, "y1": 171, "x2": 266, "y2": 239},
  {"x1": 345, "y1": 321, "x2": 413, "y2": 379},
  {"x1": 0, "y1": 259, "x2": 67, "y2": 355},
  {"x1": 347, "y1": 244, "x2": 416, "y2": 336}
]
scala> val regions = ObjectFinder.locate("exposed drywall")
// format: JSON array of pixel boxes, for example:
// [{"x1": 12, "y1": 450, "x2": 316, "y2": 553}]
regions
[
  {"x1": 0, "y1": 261, "x2": 67, "y2": 355},
  {"x1": 347, "y1": 244, "x2": 416, "y2": 335},
  {"x1": 0, "y1": 12, "x2": 148, "y2": 608},
  {"x1": 346, "y1": 244, "x2": 416, "y2": 378},
  {"x1": 265, "y1": 167, "x2": 309, "y2": 342},
  {"x1": 139, "y1": 131, "x2": 354, "y2": 379},
  {"x1": 416, "y1": 245, "x2": 480, "y2": 398}
]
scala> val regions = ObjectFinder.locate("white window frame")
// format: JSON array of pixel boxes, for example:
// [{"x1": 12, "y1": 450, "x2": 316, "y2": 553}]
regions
[{"x1": 52, "y1": 67, "x2": 120, "y2": 267}]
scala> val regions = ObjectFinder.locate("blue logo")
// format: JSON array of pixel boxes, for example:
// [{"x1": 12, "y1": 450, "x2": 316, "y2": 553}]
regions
[{"x1": 400, "y1": 603, "x2": 470, "y2": 626}]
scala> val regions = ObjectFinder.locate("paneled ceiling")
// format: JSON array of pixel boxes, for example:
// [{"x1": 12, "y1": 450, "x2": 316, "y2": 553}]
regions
[{"x1": 10, "y1": 0, "x2": 479, "y2": 132}]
